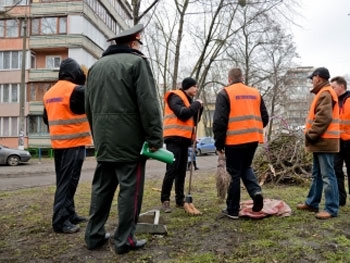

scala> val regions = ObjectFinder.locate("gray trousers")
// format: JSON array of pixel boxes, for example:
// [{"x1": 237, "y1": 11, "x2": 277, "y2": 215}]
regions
[{"x1": 85, "y1": 160, "x2": 145, "y2": 250}]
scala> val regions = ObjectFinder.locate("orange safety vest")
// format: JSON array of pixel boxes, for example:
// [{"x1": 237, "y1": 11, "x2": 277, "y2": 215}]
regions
[
  {"x1": 43, "y1": 80, "x2": 92, "y2": 149},
  {"x1": 224, "y1": 83, "x2": 264, "y2": 145},
  {"x1": 163, "y1": 90, "x2": 194, "y2": 139},
  {"x1": 305, "y1": 86, "x2": 340, "y2": 139},
  {"x1": 339, "y1": 96, "x2": 350, "y2": 140}
]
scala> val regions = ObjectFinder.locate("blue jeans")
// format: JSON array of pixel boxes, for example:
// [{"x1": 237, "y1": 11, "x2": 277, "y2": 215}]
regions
[
  {"x1": 225, "y1": 142, "x2": 262, "y2": 215},
  {"x1": 305, "y1": 153, "x2": 339, "y2": 216}
]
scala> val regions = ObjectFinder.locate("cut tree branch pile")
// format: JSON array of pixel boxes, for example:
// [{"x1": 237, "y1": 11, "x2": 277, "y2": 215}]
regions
[{"x1": 253, "y1": 131, "x2": 313, "y2": 185}]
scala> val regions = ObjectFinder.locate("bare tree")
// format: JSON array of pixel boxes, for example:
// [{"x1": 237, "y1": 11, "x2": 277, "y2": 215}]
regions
[
  {"x1": 189, "y1": 1, "x2": 299, "y2": 135},
  {"x1": 262, "y1": 26, "x2": 298, "y2": 141},
  {"x1": 143, "y1": 1, "x2": 179, "y2": 109},
  {"x1": 140, "y1": 0, "x2": 300, "y2": 135},
  {"x1": 131, "y1": 0, "x2": 160, "y2": 25},
  {"x1": 171, "y1": 0, "x2": 190, "y2": 90},
  {"x1": 209, "y1": 1, "x2": 299, "y2": 141}
]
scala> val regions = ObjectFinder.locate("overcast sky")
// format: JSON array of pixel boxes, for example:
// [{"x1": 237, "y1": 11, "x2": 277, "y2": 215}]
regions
[{"x1": 291, "y1": 0, "x2": 350, "y2": 77}]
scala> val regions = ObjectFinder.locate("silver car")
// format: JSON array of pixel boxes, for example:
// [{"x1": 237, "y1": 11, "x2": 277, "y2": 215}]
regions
[
  {"x1": 0, "y1": 145, "x2": 32, "y2": 166},
  {"x1": 196, "y1": 137, "x2": 217, "y2": 156}
]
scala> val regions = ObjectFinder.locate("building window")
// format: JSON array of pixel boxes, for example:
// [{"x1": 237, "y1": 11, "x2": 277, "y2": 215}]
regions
[
  {"x1": 0, "y1": 83, "x2": 19, "y2": 103},
  {"x1": 84, "y1": 0, "x2": 129, "y2": 35},
  {"x1": 31, "y1": 18, "x2": 39, "y2": 35},
  {"x1": 30, "y1": 83, "x2": 35, "y2": 101},
  {"x1": 31, "y1": 52, "x2": 36, "y2": 69},
  {"x1": 28, "y1": 115, "x2": 48, "y2": 135},
  {"x1": 31, "y1": 16, "x2": 67, "y2": 36},
  {"x1": 0, "y1": 51, "x2": 22, "y2": 70},
  {"x1": 0, "y1": 19, "x2": 25, "y2": 38},
  {"x1": 29, "y1": 82, "x2": 52, "y2": 101},
  {"x1": 0, "y1": 21, "x2": 4, "y2": 37},
  {"x1": 3, "y1": 52, "x2": 10, "y2": 69},
  {"x1": 2, "y1": 84, "x2": 9, "y2": 102},
  {"x1": 11, "y1": 84, "x2": 19, "y2": 103},
  {"x1": 2, "y1": 117, "x2": 9, "y2": 136},
  {"x1": 59, "y1": 17, "x2": 67, "y2": 34},
  {"x1": 6, "y1": 19, "x2": 19, "y2": 37},
  {"x1": 0, "y1": 19, "x2": 20, "y2": 38},
  {"x1": 11, "y1": 116, "x2": 18, "y2": 136},
  {"x1": 11, "y1": 51, "x2": 19, "y2": 68},
  {"x1": 42, "y1": 17, "x2": 56, "y2": 35},
  {"x1": 0, "y1": 117, "x2": 18, "y2": 136},
  {"x1": 46, "y1": 56, "x2": 61, "y2": 69}
]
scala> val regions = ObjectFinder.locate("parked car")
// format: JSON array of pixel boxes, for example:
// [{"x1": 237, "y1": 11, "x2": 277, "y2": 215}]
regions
[
  {"x1": 0, "y1": 145, "x2": 31, "y2": 166},
  {"x1": 196, "y1": 137, "x2": 217, "y2": 156}
]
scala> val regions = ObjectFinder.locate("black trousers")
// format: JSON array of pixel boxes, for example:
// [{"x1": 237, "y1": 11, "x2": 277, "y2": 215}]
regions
[
  {"x1": 161, "y1": 142, "x2": 188, "y2": 205},
  {"x1": 225, "y1": 142, "x2": 261, "y2": 215},
  {"x1": 52, "y1": 146, "x2": 85, "y2": 231},
  {"x1": 85, "y1": 160, "x2": 146, "y2": 250},
  {"x1": 334, "y1": 147, "x2": 350, "y2": 205}
]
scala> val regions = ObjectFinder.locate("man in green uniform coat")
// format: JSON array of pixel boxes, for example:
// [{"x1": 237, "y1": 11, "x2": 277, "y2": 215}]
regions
[{"x1": 85, "y1": 24, "x2": 163, "y2": 254}]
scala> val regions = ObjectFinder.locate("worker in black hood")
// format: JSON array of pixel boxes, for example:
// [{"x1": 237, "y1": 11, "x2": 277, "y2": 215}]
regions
[
  {"x1": 58, "y1": 57, "x2": 86, "y2": 85},
  {"x1": 43, "y1": 57, "x2": 92, "y2": 234}
]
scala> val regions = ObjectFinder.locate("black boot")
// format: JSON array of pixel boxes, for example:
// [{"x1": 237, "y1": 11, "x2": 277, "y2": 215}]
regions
[{"x1": 194, "y1": 161, "x2": 199, "y2": 170}]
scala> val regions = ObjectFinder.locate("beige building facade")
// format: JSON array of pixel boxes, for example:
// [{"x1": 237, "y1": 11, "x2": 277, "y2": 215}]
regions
[{"x1": 0, "y1": 0, "x2": 132, "y2": 150}]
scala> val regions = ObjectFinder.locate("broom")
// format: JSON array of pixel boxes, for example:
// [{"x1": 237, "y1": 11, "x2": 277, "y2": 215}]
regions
[
  {"x1": 184, "y1": 112, "x2": 202, "y2": 216},
  {"x1": 216, "y1": 152, "x2": 230, "y2": 203}
]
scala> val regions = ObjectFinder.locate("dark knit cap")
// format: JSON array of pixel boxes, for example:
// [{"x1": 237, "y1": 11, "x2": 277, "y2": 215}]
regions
[
  {"x1": 307, "y1": 67, "x2": 330, "y2": 80},
  {"x1": 182, "y1": 77, "x2": 197, "y2": 90}
]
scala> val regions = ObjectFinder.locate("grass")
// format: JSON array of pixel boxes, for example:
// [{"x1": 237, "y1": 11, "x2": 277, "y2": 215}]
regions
[{"x1": 1, "y1": 170, "x2": 350, "y2": 263}]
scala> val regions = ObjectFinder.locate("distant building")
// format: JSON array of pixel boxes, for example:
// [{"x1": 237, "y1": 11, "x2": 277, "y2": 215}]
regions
[
  {"x1": 0, "y1": 0, "x2": 132, "y2": 149},
  {"x1": 271, "y1": 66, "x2": 315, "y2": 136}
]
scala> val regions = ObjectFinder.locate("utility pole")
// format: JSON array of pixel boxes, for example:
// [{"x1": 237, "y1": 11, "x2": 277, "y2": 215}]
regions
[{"x1": 18, "y1": 15, "x2": 27, "y2": 150}]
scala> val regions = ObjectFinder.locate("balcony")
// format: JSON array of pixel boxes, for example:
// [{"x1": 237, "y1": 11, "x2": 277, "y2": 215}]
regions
[
  {"x1": 30, "y1": 35, "x2": 103, "y2": 57},
  {"x1": 28, "y1": 68, "x2": 58, "y2": 82},
  {"x1": 28, "y1": 101, "x2": 44, "y2": 114},
  {"x1": 31, "y1": 1, "x2": 83, "y2": 16}
]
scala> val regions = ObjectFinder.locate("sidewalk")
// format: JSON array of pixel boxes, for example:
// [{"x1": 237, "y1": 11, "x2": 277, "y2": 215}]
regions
[
  {"x1": 0, "y1": 157, "x2": 97, "y2": 191},
  {"x1": 0, "y1": 155, "x2": 217, "y2": 191}
]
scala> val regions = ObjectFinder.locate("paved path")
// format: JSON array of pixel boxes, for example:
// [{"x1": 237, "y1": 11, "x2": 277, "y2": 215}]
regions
[{"x1": 0, "y1": 155, "x2": 217, "y2": 191}]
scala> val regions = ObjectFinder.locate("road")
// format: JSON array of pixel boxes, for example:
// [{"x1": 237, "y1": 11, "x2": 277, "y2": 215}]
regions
[{"x1": 0, "y1": 154, "x2": 218, "y2": 191}]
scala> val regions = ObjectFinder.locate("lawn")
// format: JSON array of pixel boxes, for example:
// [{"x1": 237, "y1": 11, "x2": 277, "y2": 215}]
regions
[{"x1": 1, "y1": 169, "x2": 350, "y2": 263}]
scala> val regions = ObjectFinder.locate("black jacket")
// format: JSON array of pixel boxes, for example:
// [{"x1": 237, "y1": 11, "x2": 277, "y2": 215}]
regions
[
  {"x1": 213, "y1": 87, "x2": 269, "y2": 151},
  {"x1": 164, "y1": 90, "x2": 203, "y2": 146}
]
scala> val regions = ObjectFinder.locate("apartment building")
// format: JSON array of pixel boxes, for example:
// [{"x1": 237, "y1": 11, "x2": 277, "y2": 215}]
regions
[
  {"x1": 271, "y1": 66, "x2": 314, "y2": 135},
  {"x1": 0, "y1": 0, "x2": 132, "y2": 150}
]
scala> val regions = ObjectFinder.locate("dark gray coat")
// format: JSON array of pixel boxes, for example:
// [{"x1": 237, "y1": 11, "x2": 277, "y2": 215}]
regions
[{"x1": 85, "y1": 45, "x2": 163, "y2": 162}]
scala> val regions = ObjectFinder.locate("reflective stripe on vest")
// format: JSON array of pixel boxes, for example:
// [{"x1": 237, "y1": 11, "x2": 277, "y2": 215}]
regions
[
  {"x1": 305, "y1": 86, "x2": 340, "y2": 139},
  {"x1": 224, "y1": 83, "x2": 264, "y2": 145},
  {"x1": 163, "y1": 90, "x2": 194, "y2": 139},
  {"x1": 340, "y1": 97, "x2": 350, "y2": 140},
  {"x1": 43, "y1": 80, "x2": 92, "y2": 149}
]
